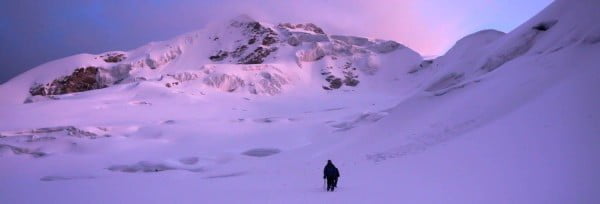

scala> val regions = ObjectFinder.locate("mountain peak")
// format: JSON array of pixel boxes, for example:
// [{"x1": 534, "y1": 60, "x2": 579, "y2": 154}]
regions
[{"x1": 0, "y1": 13, "x2": 418, "y2": 104}]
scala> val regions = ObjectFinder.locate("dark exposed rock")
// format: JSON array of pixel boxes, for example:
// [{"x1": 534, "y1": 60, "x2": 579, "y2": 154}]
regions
[
  {"x1": 209, "y1": 50, "x2": 229, "y2": 61},
  {"x1": 330, "y1": 78, "x2": 343, "y2": 89},
  {"x1": 323, "y1": 77, "x2": 343, "y2": 90},
  {"x1": 342, "y1": 62, "x2": 360, "y2": 86},
  {"x1": 242, "y1": 21, "x2": 279, "y2": 47},
  {"x1": 262, "y1": 35, "x2": 278, "y2": 46},
  {"x1": 277, "y1": 23, "x2": 294, "y2": 29},
  {"x1": 321, "y1": 62, "x2": 359, "y2": 90},
  {"x1": 343, "y1": 75, "x2": 360, "y2": 87},
  {"x1": 246, "y1": 21, "x2": 263, "y2": 33},
  {"x1": 29, "y1": 84, "x2": 46, "y2": 96},
  {"x1": 248, "y1": 37, "x2": 257, "y2": 44},
  {"x1": 231, "y1": 45, "x2": 249, "y2": 58},
  {"x1": 212, "y1": 19, "x2": 279, "y2": 64},
  {"x1": 165, "y1": 82, "x2": 179, "y2": 88},
  {"x1": 409, "y1": 60, "x2": 434, "y2": 74},
  {"x1": 244, "y1": 21, "x2": 278, "y2": 37},
  {"x1": 100, "y1": 53, "x2": 126, "y2": 63},
  {"x1": 303, "y1": 23, "x2": 325, "y2": 34},
  {"x1": 532, "y1": 20, "x2": 558, "y2": 31},
  {"x1": 29, "y1": 66, "x2": 108, "y2": 96},
  {"x1": 420, "y1": 60, "x2": 434, "y2": 68},
  {"x1": 238, "y1": 47, "x2": 277, "y2": 64}
]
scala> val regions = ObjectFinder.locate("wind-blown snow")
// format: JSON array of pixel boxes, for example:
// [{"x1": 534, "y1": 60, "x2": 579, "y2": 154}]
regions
[{"x1": 0, "y1": 0, "x2": 599, "y2": 203}]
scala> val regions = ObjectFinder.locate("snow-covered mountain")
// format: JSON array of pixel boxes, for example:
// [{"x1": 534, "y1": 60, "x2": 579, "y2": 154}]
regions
[
  {"x1": 0, "y1": 14, "x2": 421, "y2": 105},
  {"x1": 1, "y1": 0, "x2": 599, "y2": 203}
]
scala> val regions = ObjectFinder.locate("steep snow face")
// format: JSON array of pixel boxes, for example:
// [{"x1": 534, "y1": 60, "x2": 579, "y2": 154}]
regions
[
  {"x1": 414, "y1": 29, "x2": 505, "y2": 92},
  {"x1": 418, "y1": 0, "x2": 600, "y2": 96},
  {"x1": 0, "y1": 1, "x2": 599, "y2": 203},
  {"x1": 0, "y1": 16, "x2": 421, "y2": 104}
]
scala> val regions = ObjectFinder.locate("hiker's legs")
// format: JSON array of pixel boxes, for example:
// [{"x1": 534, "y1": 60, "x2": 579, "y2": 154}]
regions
[{"x1": 326, "y1": 178, "x2": 334, "y2": 191}]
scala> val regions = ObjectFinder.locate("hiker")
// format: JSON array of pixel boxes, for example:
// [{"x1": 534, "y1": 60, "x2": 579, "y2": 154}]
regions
[{"x1": 323, "y1": 160, "x2": 340, "y2": 192}]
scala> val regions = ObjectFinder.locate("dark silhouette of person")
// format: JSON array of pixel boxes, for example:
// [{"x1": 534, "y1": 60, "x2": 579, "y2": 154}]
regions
[{"x1": 323, "y1": 160, "x2": 340, "y2": 191}]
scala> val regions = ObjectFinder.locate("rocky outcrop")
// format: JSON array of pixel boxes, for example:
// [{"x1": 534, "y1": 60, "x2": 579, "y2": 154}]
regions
[
  {"x1": 322, "y1": 62, "x2": 360, "y2": 90},
  {"x1": 341, "y1": 62, "x2": 360, "y2": 87},
  {"x1": 238, "y1": 47, "x2": 278, "y2": 64},
  {"x1": 29, "y1": 66, "x2": 107, "y2": 96},
  {"x1": 100, "y1": 53, "x2": 126, "y2": 63},
  {"x1": 209, "y1": 50, "x2": 229, "y2": 62},
  {"x1": 209, "y1": 18, "x2": 280, "y2": 64},
  {"x1": 28, "y1": 65, "x2": 131, "y2": 97},
  {"x1": 409, "y1": 60, "x2": 434, "y2": 74}
]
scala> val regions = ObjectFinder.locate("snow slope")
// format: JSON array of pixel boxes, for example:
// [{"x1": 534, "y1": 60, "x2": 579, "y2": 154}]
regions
[{"x1": 0, "y1": 0, "x2": 599, "y2": 203}]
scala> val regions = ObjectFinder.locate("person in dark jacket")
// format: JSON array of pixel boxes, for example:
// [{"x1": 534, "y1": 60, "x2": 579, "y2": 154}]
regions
[{"x1": 323, "y1": 160, "x2": 340, "y2": 191}]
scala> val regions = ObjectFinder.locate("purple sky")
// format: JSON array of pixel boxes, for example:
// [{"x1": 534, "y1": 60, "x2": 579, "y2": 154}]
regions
[{"x1": 0, "y1": 0, "x2": 551, "y2": 84}]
